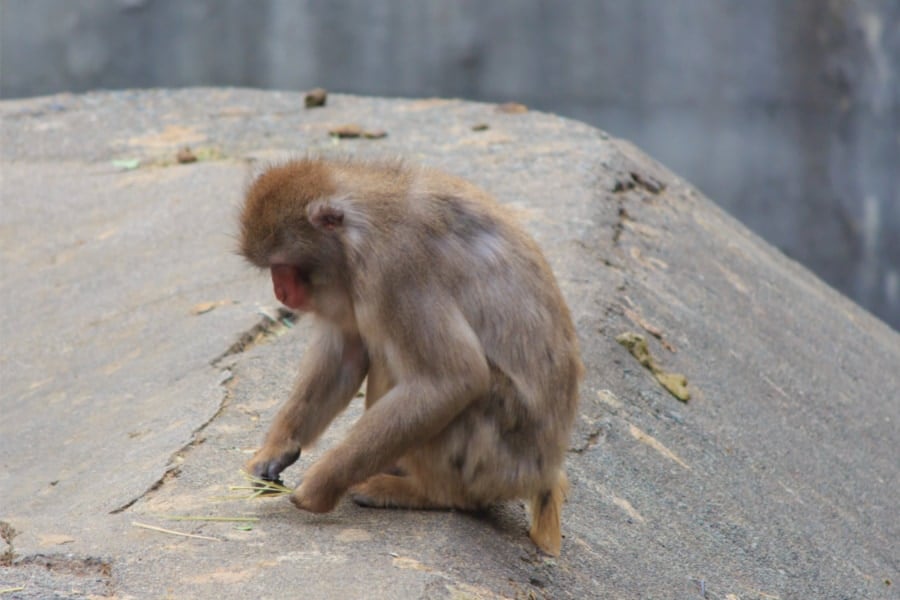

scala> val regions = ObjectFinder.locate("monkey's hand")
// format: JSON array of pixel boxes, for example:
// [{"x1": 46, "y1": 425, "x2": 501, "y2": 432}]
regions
[
  {"x1": 289, "y1": 462, "x2": 343, "y2": 513},
  {"x1": 245, "y1": 445, "x2": 301, "y2": 484}
]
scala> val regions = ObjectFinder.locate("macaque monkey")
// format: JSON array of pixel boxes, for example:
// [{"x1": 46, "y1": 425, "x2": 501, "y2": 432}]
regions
[{"x1": 239, "y1": 158, "x2": 582, "y2": 555}]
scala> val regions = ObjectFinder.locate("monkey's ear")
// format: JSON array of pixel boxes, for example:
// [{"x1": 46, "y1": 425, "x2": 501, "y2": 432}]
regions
[{"x1": 307, "y1": 199, "x2": 345, "y2": 231}]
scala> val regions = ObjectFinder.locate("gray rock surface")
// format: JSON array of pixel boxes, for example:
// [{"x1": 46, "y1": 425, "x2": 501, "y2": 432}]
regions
[{"x1": 1, "y1": 89, "x2": 897, "y2": 599}]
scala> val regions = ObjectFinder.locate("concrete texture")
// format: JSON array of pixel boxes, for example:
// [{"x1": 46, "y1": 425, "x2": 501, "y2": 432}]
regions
[{"x1": 1, "y1": 89, "x2": 898, "y2": 599}]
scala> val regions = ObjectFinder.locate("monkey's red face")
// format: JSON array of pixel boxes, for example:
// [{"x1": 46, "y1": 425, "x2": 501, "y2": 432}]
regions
[{"x1": 270, "y1": 264, "x2": 314, "y2": 312}]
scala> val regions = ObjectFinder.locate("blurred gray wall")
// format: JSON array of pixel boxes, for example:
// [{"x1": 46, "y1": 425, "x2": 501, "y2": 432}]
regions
[{"x1": 2, "y1": 0, "x2": 898, "y2": 329}]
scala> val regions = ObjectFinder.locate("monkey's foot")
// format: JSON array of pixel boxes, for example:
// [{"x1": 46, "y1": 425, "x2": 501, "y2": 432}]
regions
[
  {"x1": 350, "y1": 474, "x2": 447, "y2": 510},
  {"x1": 528, "y1": 473, "x2": 568, "y2": 556},
  {"x1": 382, "y1": 464, "x2": 407, "y2": 477}
]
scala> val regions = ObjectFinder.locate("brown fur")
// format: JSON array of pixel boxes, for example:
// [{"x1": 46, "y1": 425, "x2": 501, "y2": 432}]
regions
[{"x1": 239, "y1": 158, "x2": 582, "y2": 554}]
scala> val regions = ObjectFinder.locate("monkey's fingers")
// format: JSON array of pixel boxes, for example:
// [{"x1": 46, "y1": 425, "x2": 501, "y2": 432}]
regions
[{"x1": 247, "y1": 448, "x2": 301, "y2": 483}]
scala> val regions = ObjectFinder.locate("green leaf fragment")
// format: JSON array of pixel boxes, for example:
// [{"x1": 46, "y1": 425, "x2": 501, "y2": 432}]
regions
[{"x1": 111, "y1": 159, "x2": 140, "y2": 170}]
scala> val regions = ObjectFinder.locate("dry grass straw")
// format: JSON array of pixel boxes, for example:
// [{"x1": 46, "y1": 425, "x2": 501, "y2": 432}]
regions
[
  {"x1": 162, "y1": 515, "x2": 259, "y2": 523},
  {"x1": 131, "y1": 521, "x2": 221, "y2": 541},
  {"x1": 128, "y1": 473, "x2": 293, "y2": 541},
  {"x1": 227, "y1": 470, "x2": 294, "y2": 499}
]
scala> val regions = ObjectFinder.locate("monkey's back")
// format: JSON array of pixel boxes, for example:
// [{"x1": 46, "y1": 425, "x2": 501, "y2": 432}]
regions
[
  {"x1": 413, "y1": 169, "x2": 582, "y2": 499},
  {"x1": 332, "y1": 161, "x2": 582, "y2": 487}
]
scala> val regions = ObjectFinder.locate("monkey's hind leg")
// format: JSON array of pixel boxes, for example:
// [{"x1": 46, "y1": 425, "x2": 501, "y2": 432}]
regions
[
  {"x1": 350, "y1": 474, "x2": 452, "y2": 510},
  {"x1": 528, "y1": 470, "x2": 569, "y2": 556}
]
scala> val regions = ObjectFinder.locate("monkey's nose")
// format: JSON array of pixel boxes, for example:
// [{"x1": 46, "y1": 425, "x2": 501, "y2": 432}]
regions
[{"x1": 270, "y1": 264, "x2": 312, "y2": 310}]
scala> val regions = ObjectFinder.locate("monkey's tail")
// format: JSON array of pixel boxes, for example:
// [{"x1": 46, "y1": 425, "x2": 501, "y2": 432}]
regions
[{"x1": 528, "y1": 470, "x2": 569, "y2": 556}]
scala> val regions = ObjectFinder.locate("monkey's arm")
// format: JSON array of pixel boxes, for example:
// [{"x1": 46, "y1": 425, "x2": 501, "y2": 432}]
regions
[
  {"x1": 246, "y1": 323, "x2": 369, "y2": 482},
  {"x1": 291, "y1": 306, "x2": 490, "y2": 512}
]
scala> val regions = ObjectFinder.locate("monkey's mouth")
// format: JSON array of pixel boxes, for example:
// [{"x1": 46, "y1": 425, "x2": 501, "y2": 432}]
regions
[{"x1": 270, "y1": 264, "x2": 313, "y2": 311}]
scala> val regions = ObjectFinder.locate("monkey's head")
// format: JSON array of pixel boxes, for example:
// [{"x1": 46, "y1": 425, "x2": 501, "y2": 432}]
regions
[{"x1": 239, "y1": 160, "x2": 348, "y2": 313}]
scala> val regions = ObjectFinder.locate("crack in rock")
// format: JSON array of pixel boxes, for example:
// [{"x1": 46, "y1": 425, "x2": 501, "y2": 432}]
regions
[
  {"x1": 611, "y1": 170, "x2": 665, "y2": 195},
  {"x1": 110, "y1": 308, "x2": 299, "y2": 513},
  {"x1": 109, "y1": 368, "x2": 236, "y2": 514},
  {"x1": 569, "y1": 428, "x2": 603, "y2": 454},
  {"x1": 213, "y1": 307, "x2": 299, "y2": 366},
  {"x1": 1, "y1": 553, "x2": 115, "y2": 598},
  {"x1": 0, "y1": 521, "x2": 18, "y2": 566}
]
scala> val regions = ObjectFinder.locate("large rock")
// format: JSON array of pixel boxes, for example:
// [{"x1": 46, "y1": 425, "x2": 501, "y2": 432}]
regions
[{"x1": 1, "y1": 89, "x2": 897, "y2": 599}]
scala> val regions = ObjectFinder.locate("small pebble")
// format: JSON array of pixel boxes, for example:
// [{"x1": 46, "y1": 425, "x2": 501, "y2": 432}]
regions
[{"x1": 305, "y1": 88, "x2": 328, "y2": 108}]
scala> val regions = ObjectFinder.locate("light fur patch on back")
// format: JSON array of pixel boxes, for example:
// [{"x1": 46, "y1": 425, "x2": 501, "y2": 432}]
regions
[{"x1": 471, "y1": 229, "x2": 507, "y2": 265}]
